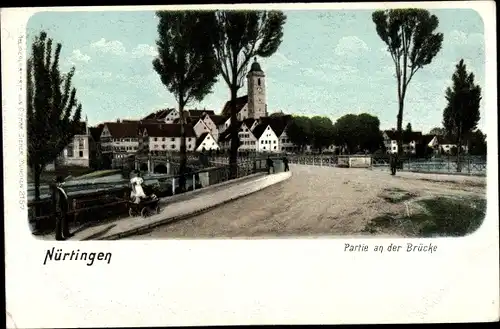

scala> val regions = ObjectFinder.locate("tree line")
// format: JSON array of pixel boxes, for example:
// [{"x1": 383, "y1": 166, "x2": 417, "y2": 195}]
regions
[{"x1": 286, "y1": 113, "x2": 384, "y2": 154}]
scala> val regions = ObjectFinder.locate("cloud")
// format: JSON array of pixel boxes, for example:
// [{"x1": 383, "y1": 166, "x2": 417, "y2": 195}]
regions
[
  {"x1": 334, "y1": 36, "x2": 370, "y2": 57},
  {"x1": 447, "y1": 30, "x2": 484, "y2": 46},
  {"x1": 68, "y1": 49, "x2": 91, "y2": 64},
  {"x1": 131, "y1": 44, "x2": 158, "y2": 58},
  {"x1": 90, "y1": 38, "x2": 126, "y2": 55},
  {"x1": 260, "y1": 52, "x2": 298, "y2": 71}
]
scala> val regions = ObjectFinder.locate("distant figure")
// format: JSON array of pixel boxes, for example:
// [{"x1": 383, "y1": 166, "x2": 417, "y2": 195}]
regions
[
  {"x1": 283, "y1": 155, "x2": 289, "y2": 172},
  {"x1": 51, "y1": 176, "x2": 73, "y2": 241},
  {"x1": 266, "y1": 156, "x2": 274, "y2": 174},
  {"x1": 389, "y1": 153, "x2": 398, "y2": 176}
]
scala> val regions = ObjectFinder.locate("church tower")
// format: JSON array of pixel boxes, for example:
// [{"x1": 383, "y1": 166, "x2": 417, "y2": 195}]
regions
[{"x1": 247, "y1": 57, "x2": 267, "y2": 119}]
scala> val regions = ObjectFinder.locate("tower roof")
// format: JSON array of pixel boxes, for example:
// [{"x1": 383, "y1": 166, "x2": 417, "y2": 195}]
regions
[{"x1": 249, "y1": 57, "x2": 263, "y2": 72}]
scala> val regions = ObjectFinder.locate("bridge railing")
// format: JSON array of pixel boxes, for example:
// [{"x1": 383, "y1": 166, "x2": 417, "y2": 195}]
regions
[{"x1": 28, "y1": 160, "x2": 270, "y2": 235}]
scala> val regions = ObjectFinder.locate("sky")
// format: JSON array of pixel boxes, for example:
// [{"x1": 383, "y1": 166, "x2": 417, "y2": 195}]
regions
[{"x1": 26, "y1": 8, "x2": 485, "y2": 134}]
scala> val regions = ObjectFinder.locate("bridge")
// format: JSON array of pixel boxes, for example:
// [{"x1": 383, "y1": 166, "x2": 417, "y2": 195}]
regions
[{"x1": 129, "y1": 164, "x2": 487, "y2": 239}]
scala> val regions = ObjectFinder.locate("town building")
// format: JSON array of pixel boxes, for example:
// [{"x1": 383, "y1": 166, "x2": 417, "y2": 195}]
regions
[{"x1": 56, "y1": 117, "x2": 97, "y2": 168}]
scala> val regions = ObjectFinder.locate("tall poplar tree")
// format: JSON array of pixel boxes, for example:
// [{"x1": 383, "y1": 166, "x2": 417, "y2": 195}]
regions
[
  {"x1": 153, "y1": 11, "x2": 219, "y2": 190},
  {"x1": 372, "y1": 9, "x2": 443, "y2": 154},
  {"x1": 27, "y1": 31, "x2": 82, "y2": 213},
  {"x1": 442, "y1": 59, "x2": 482, "y2": 171},
  {"x1": 211, "y1": 10, "x2": 286, "y2": 178}
]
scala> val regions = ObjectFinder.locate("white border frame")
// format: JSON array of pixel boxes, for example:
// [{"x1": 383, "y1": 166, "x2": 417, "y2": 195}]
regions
[{"x1": 3, "y1": 2, "x2": 499, "y2": 327}]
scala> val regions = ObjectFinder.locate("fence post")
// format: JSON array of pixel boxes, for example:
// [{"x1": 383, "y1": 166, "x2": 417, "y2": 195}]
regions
[
  {"x1": 193, "y1": 174, "x2": 196, "y2": 191},
  {"x1": 320, "y1": 157, "x2": 323, "y2": 166},
  {"x1": 72, "y1": 199, "x2": 77, "y2": 224},
  {"x1": 172, "y1": 177, "x2": 176, "y2": 195}
]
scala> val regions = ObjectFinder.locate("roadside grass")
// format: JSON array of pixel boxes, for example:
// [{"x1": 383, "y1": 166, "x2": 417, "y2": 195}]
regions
[
  {"x1": 364, "y1": 196, "x2": 487, "y2": 237},
  {"x1": 379, "y1": 187, "x2": 419, "y2": 204}
]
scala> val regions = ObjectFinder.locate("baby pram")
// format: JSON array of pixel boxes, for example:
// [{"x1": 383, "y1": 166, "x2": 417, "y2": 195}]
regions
[{"x1": 128, "y1": 176, "x2": 161, "y2": 218}]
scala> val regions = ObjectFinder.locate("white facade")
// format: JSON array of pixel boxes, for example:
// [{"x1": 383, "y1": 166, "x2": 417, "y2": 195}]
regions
[
  {"x1": 193, "y1": 119, "x2": 211, "y2": 138},
  {"x1": 59, "y1": 134, "x2": 91, "y2": 167},
  {"x1": 201, "y1": 115, "x2": 220, "y2": 141},
  {"x1": 163, "y1": 109, "x2": 180, "y2": 123},
  {"x1": 195, "y1": 133, "x2": 219, "y2": 152},
  {"x1": 278, "y1": 131, "x2": 295, "y2": 152},
  {"x1": 257, "y1": 125, "x2": 279, "y2": 153},
  {"x1": 149, "y1": 136, "x2": 196, "y2": 153},
  {"x1": 238, "y1": 123, "x2": 257, "y2": 151}
]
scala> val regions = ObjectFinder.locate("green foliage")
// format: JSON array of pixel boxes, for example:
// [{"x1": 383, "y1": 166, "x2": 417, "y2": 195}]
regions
[
  {"x1": 286, "y1": 116, "x2": 312, "y2": 151},
  {"x1": 27, "y1": 31, "x2": 83, "y2": 203},
  {"x1": 152, "y1": 11, "x2": 219, "y2": 188},
  {"x1": 210, "y1": 10, "x2": 286, "y2": 173},
  {"x1": 442, "y1": 59, "x2": 482, "y2": 159},
  {"x1": 428, "y1": 127, "x2": 446, "y2": 136},
  {"x1": 310, "y1": 116, "x2": 335, "y2": 151},
  {"x1": 332, "y1": 113, "x2": 383, "y2": 154},
  {"x1": 372, "y1": 9, "x2": 443, "y2": 151},
  {"x1": 467, "y1": 129, "x2": 487, "y2": 155}
]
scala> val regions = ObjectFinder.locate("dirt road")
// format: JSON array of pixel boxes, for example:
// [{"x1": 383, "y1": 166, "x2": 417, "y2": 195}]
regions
[{"x1": 129, "y1": 164, "x2": 486, "y2": 239}]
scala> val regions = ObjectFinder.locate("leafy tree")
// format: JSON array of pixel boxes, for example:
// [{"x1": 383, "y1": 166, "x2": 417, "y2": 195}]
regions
[
  {"x1": 372, "y1": 9, "x2": 443, "y2": 154},
  {"x1": 27, "y1": 31, "x2": 82, "y2": 214},
  {"x1": 467, "y1": 129, "x2": 487, "y2": 156},
  {"x1": 153, "y1": 11, "x2": 219, "y2": 190},
  {"x1": 429, "y1": 127, "x2": 446, "y2": 136},
  {"x1": 210, "y1": 10, "x2": 286, "y2": 177},
  {"x1": 405, "y1": 122, "x2": 413, "y2": 132},
  {"x1": 286, "y1": 116, "x2": 312, "y2": 152},
  {"x1": 442, "y1": 59, "x2": 482, "y2": 171},
  {"x1": 332, "y1": 113, "x2": 383, "y2": 154},
  {"x1": 270, "y1": 111, "x2": 286, "y2": 117},
  {"x1": 310, "y1": 116, "x2": 335, "y2": 152}
]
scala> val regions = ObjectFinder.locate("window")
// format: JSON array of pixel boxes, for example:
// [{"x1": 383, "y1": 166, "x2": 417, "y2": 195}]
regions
[
  {"x1": 273, "y1": 146, "x2": 276, "y2": 150},
  {"x1": 188, "y1": 138, "x2": 191, "y2": 142},
  {"x1": 154, "y1": 137, "x2": 157, "y2": 141},
  {"x1": 261, "y1": 140, "x2": 264, "y2": 144},
  {"x1": 78, "y1": 138, "x2": 84, "y2": 149},
  {"x1": 258, "y1": 78, "x2": 261, "y2": 86},
  {"x1": 171, "y1": 138, "x2": 175, "y2": 142},
  {"x1": 273, "y1": 140, "x2": 276, "y2": 144},
  {"x1": 79, "y1": 151, "x2": 84, "y2": 157},
  {"x1": 162, "y1": 137, "x2": 165, "y2": 141},
  {"x1": 188, "y1": 144, "x2": 191, "y2": 149},
  {"x1": 67, "y1": 143, "x2": 74, "y2": 157},
  {"x1": 171, "y1": 145, "x2": 175, "y2": 149},
  {"x1": 162, "y1": 145, "x2": 166, "y2": 149}
]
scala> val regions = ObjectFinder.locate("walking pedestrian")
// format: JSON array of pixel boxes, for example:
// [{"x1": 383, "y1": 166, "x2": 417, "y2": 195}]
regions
[
  {"x1": 51, "y1": 176, "x2": 73, "y2": 241},
  {"x1": 283, "y1": 155, "x2": 289, "y2": 172},
  {"x1": 266, "y1": 155, "x2": 274, "y2": 174},
  {"x1": 389, "y1": 153, "x2": 398, "y2": 176}
]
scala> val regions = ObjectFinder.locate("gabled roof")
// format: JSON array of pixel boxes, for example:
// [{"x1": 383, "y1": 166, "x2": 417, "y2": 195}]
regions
[
  {"x1": 89, "y1": 127, "x2": 103, "y2": 142},
  {"x1": 195, "y1": 132, "x2": 210, "y2": 149},
  {"x1": 104, "y1": 122, "x2": 140, "y2": 138},
  {"x1": 421, "y1": 134, "x2": 436, "y2": 145},
  {"x1": 74, "y1": 121, "x2": 87, "y2": 135},
  {"x1": 258, "y1": 115, "x2": 292, "y2": 137},
  {"x1": 142, "y1": 108, "x2": 177, "y2": 120},
  {"x1": 188, "y1": 109, "x2": 215, "y2": 117},
  {"x1": 221, "y1": 95, "x2": 248, "y2": 117},
  {"x1": 209, "y1": 114, "x2": 227, "y2": 125},
  {"x1": 437, "y1": 135, "x2": 455, "y2": 144},
  {"x1": 251, "y1": 123, "x2": 270, "y2": 139},
  {"x1": 383, "y1": 130, "x2": 423, "y2": 143},
  {"x1": 242, "y1": 118, "x2": 256, "y2": 130},
  {"x1": 141, "y1": 123, "x2": 196, "y2": 138}
]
